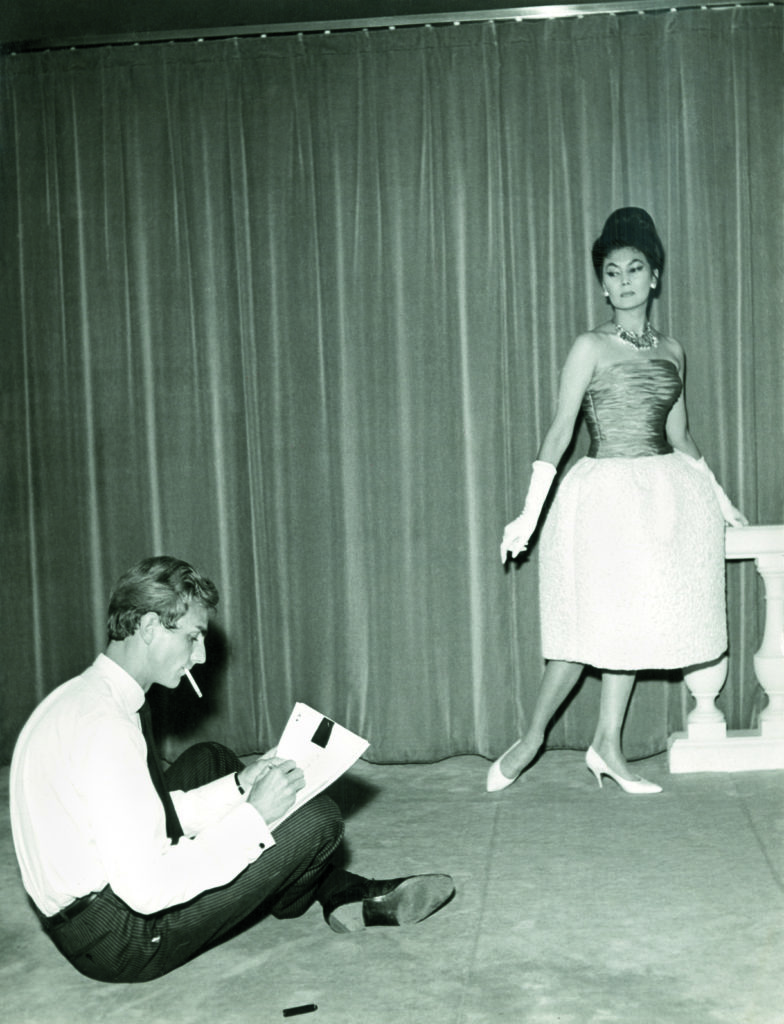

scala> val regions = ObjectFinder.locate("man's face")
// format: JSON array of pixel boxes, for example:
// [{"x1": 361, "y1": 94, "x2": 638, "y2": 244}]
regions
[{"x1": 148, "y1": 601, "x2": 208, "y2": 690}]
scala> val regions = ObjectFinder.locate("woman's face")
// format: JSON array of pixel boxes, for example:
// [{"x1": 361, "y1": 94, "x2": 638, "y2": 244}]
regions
[{"x1": 601, "y1": 247, "x2": 658, "y2": 312}]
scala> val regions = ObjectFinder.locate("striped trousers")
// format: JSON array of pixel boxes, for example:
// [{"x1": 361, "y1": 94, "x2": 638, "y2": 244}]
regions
[{"x1": 41, "y1": 742, "x2": 345, "y2": 983}]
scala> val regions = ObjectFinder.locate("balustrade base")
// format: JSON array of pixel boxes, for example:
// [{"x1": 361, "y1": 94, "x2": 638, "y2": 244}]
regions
[{"x1": 668, "y1": 729, "x2": 784, "y2": 773}]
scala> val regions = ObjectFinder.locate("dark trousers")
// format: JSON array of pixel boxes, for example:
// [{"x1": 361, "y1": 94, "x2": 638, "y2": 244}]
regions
[{"x1": 43, "y1": 742, "x2": 345, "y2": 983}]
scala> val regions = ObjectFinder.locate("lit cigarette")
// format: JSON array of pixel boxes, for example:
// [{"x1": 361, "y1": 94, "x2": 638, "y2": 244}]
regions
[{"x1": 184, "y1": 669, "x2": 203, "y2": 698}]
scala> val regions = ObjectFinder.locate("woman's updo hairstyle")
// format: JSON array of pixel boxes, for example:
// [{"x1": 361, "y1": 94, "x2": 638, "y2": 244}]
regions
[{"x1": 591, "y1": 207, "x2": 665, "y2": 296}]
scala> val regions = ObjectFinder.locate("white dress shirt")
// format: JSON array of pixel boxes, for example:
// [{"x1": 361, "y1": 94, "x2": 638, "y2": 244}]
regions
[{"x1": 10, "y1": 654, "x2": 275, "y2": 916}]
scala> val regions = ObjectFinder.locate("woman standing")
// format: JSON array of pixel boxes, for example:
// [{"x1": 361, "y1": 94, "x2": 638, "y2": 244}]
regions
[{"x1": 489, "y1": 208, "x2": 747, "y2": 795}]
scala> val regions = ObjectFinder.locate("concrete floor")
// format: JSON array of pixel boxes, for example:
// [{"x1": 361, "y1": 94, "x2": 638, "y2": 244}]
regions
[{"x1": 2, "y1": 752, "x2": 783, "y2": 1024}]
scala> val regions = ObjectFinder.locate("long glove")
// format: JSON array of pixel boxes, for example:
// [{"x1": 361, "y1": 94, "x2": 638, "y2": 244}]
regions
[
  {"x1": 500, "y1": 461, "x2": 557, "y2": 563},
  {"x1": 692, "y1": 457, "x2": 749, "y2": 527}
]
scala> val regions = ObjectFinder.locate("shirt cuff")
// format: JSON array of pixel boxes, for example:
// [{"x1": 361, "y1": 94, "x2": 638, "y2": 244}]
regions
[
  {"x1": 245, "y1": 804, "x2": 276, "y2": 852},
  {"x1": 202, "y1": 801, "x2": 276, "y2": 859}
]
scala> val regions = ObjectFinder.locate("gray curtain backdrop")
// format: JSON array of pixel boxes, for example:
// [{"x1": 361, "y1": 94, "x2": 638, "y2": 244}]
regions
[{"x1": 2, "y1": 7, "x2": 782, "y2": 764}]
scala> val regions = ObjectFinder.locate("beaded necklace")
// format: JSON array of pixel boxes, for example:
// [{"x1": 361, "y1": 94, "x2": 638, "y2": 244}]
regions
[{"x1": 612, "y1": 321, "x2": 658, "y2": 351}]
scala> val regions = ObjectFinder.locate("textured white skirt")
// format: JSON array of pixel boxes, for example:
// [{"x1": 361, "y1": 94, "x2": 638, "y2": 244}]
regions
[{"x1": 538, "y1": 451, "x2": 727, "y2": 670}]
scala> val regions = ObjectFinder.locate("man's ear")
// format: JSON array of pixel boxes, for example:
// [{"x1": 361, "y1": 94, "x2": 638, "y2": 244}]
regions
[{"x1": 138, "y1": 611, "x2": 160, "y2": 646}]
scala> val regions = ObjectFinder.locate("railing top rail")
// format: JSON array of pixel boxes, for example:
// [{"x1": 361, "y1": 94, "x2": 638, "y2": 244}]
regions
[{"x1": 725, "y1": 524, "x2": 784, "y2": 561}]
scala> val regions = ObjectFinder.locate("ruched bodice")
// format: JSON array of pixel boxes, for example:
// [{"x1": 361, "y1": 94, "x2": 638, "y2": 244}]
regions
[{"x1": 583, "y1": 359, "x2": 682, "y2": 458}]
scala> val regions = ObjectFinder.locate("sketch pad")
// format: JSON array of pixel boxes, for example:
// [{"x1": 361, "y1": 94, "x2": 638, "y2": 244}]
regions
[{"x1": 269, "y1": 702, "x2": 369, "y2": 830}]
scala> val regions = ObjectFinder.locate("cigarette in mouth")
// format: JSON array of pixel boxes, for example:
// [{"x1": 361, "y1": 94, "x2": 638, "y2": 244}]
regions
[{"x1": 184, "y1": 669, "x2": 203, "y2": 698}]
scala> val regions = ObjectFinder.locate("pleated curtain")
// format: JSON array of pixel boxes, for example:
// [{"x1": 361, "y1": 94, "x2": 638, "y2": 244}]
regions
[{"x1": 1, "y1": 6, "x2": 781, "y2": 763}]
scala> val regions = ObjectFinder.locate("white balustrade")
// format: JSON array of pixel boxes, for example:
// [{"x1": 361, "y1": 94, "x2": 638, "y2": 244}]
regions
[{"x1": 668, "y1": 523, "x2": 784, "y2": 773}]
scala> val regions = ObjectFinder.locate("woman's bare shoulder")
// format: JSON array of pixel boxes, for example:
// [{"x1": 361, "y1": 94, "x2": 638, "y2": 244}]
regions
[
  {"x1": 572, "y1": 324, "x2": 618, "y2": 365},
  {"x1": 571, "y1": 327, "x2": 608, "y2": 356},
  {"x1": 556, "y1": 330, "x2": 605, "y2": 390},
  {"x1": 656, "y1": 332, "x2": 685, "y2": 371}
]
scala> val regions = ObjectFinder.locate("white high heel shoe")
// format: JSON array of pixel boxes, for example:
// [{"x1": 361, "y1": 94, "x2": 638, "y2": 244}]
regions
[
  {"x1": 486, "y1": 745, "x2": 519, "y2": 792},
  {"x1": 585, "y1": 746, "x2": 662, "y2": 795},
  {"x1": 486, "y1": 739, "x2": 540, "y2": 793}
]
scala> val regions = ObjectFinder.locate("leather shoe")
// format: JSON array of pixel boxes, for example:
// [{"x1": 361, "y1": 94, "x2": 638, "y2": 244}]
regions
[{"x1": 322, "y1": 873, "x2": 455, "y2": 933}]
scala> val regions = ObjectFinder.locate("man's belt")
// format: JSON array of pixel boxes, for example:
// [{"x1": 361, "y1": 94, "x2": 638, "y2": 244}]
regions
[{"x1": 38, "y1": 889, "x2": 104, "y2": 930}]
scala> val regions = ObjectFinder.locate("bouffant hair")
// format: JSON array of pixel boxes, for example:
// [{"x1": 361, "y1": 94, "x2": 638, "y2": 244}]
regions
[{"x1": 591, "y1": 207, "x2": 665, "y2": 294}]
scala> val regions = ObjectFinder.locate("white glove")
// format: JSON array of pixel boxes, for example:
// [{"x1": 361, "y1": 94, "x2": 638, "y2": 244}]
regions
[
  {"x1": 500, "y1": 461, "x2": 557, "y2": 563},
  {"x1": 692, "y1": 457, "x2": 749, "y2": 527}
]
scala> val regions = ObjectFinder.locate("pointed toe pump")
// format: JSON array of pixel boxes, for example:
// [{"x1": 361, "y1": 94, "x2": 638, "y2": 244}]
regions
[
  {"x1": 585, "y1": 746, "x2": 662, "y2": 795},
  {"x1": 486, "y1": 750, "x2": 519, "y2": 792},
  {"x1": 486, "y1": 739, "x2": 540, "y2": 793}
]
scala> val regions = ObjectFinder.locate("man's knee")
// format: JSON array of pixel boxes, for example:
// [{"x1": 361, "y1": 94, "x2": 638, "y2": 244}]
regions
[
  {"x1": 274, "y1": 793, "x2": 345, "y2": 860},
  {"x1": 165, "y1": 741, "x2": 241, "y2": 790},
  {"x1": 307, "y1": 793, "x2": 345, "y2": 846}
]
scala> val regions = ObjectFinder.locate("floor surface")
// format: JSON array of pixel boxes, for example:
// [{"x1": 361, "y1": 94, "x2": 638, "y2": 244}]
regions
[{"x1": 2, "y1": 753, "x2": 783, "y2": 1024}]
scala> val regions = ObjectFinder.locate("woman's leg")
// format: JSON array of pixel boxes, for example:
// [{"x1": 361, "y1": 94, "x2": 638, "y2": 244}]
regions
[
  {"x1": 590, "y1": 671, "x2": 637, "y2": 778},
  {"x1": 498, "y1": 659, "x2": 584, "y2": 778}
]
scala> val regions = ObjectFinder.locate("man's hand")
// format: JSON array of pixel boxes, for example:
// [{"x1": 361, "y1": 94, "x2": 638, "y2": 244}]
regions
[
  {"x1": 237, "y1": 752, "x2": 278, "y2": 792},
  {"x1": 246, "y1": 758, "x2": 305, "y2": 824}
]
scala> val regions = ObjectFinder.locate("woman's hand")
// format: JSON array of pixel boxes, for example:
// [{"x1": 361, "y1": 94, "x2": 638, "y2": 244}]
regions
[
  {"x1": 687, "y1": 455, "x2": 750, "y2": 528},
  {"x1": 500, "y1": 461, "x2": 557, "y2": 563},
  {"x1": 501, "y1": 510, "x2": 537, "y2": 561},
  {"x1": 716, "y1": 496, "x2": 749, "y2": 528}
]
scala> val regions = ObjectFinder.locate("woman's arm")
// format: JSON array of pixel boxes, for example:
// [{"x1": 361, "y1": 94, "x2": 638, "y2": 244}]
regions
[
  {"x1": 665, "y1": 341, "x2": 748, "y2": 526},
  {"x1": 500, "y1": 333, "x2": 598, "y2": 562},
  {"x1": 665, "y1": 392, "x2": 702, "y2": 459},
  {"x1": 536, "y1": 332, "x2": 599, "y2": 467},
  {"x1": 664, "y1": 341, "x2": 702, "y2": 458}
]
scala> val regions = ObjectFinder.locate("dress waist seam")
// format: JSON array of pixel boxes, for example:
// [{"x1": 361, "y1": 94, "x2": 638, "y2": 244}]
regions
[{"x1": 586, "y1": 446, "x2": 674, "y2": 460}]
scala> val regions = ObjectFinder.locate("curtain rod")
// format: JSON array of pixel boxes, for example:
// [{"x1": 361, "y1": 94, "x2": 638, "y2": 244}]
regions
[{"x1": 3, "y1": 0, "x2": 779, "y2": 55}]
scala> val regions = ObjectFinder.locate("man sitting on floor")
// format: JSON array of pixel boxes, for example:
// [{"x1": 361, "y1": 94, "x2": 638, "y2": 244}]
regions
[{"x1": 9, "y1": 555, "x2": 454, "y2": 983}]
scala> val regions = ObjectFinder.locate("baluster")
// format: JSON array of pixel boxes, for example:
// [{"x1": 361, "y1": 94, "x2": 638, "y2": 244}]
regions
[{"x1": 669, "y1": 524, "x2": 784, "y2": 773}]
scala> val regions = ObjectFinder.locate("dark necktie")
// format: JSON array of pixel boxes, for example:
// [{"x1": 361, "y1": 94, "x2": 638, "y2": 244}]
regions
[{"x1": 139, "y1": 700, "x2": 183, "y2": 844}]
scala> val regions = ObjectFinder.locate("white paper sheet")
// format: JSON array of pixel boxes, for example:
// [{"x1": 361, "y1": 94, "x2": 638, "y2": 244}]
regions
[{"x1": 268, "y1": 702, "x2": 369, "y2": 830}]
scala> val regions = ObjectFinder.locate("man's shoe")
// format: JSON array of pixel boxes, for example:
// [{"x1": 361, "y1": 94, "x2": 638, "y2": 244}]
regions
[{"x1": 322, "y1": 873, "x2": 455, "y2": 933}]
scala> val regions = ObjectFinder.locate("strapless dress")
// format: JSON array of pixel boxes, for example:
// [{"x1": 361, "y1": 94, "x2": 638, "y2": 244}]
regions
[{"x1": 538, "y1": 360, "x2": 727, "y2": 670}]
